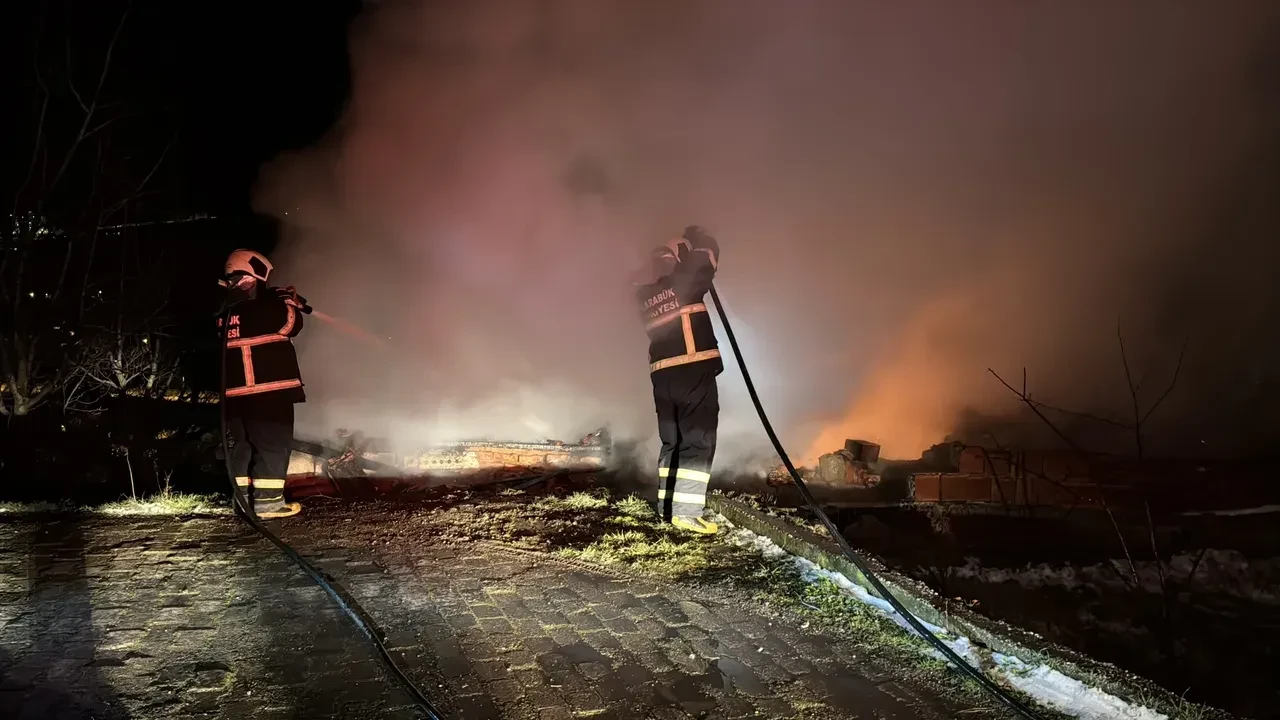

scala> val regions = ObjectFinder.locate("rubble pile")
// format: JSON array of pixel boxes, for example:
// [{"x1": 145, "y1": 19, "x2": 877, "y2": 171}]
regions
[
  {"x1": 812, "y1": 439, "x2": 883, "y2": 488},
  {"x1": 286, "y1": 427, "x2": 611, "y2": 488}
]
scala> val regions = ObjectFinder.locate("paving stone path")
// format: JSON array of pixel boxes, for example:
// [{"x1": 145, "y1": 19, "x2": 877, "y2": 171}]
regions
[
  {"x1": 0, "y1": 517, "x2": 416, "y2": 719},
  {"x1": 1, "y1": 513, "x2": 1009, "y2": 719}
]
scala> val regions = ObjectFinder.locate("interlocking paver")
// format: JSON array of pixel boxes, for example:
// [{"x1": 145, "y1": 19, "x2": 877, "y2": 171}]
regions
[
  {"x1": 2, "y1": 508, "x2": 1019, "y2": 719},
  {"x1": 0, "y1": 518, "x2": 414, "y2": 719}
]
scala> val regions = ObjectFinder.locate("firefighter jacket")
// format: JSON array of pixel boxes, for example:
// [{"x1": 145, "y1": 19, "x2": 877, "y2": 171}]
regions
[
  {"x1": 217, "y1": 286, "x2": 306, "y2": 401},
  {"x1": 635, "y1": 234, "x2": 723, "y2": 375}
]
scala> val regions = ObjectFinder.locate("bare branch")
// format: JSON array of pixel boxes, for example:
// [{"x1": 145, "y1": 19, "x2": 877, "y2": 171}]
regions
[
  {"x1": 1140, "y1": 336, "x2": 1188, "y2": 425},
  {"x1": 1023, "y1": 397, "x2": 1131, "y2": 430},
  {"x1": 83, "y1": 115, "x2": 123, "y2": 140},
  {"x1": 45, "y1": 3, "x2": 130, "y2": 200},
  {"x1": 1184, "y1": 547, "x2": 1208, "y2": 588},
  {"x1": 14, "y1": 89, "x2": 50, "y2": 215},
  {"x1": 68, "y1": 328, "x2": 182, "y2": 401},
  {"x1": 62, "y1": 366, "x2": 107, "y2": 415},
  {"x1": 987, "y1": 367, "x2": 1089, "y2": 455},
  {"x1": 1105, "y1": 506, "x2": 1141, "y2": 588},
  {"x1": 131, "y1": 142, "x2": 171, "y2": 197},
  {"x1": 1145, "y1": 500, "x2": 1171, "y2": 624},
  {"x1": 1117, "y1": 321, "x2": 1144, "y2": 458},
  {"x1": 65, "y1": 37, "x2": 90, "y2": 113}
]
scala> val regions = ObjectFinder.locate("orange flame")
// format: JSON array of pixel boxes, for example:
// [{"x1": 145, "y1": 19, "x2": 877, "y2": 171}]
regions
[{"x1": 805, "y1": 293, "x2": 984, "y2": 462}]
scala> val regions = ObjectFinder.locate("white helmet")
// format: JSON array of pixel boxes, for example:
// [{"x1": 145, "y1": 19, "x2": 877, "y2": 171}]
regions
[{"x1": 224, "y1": 249, "x2": 273, "y2": 282}]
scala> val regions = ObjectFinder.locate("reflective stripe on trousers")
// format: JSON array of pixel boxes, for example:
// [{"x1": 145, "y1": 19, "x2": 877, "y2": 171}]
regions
[
  {"x1": 254, "y1": 478, "x2": 286, "y2": 505},
  {"x1": 657, "y1": 466, "x2": 710, "y2": 517}
]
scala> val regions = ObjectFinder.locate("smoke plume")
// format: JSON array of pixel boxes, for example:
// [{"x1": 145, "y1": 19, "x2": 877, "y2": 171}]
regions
[{"x1": 255, "y1": 1, "x2": 1280, "y2": 464}]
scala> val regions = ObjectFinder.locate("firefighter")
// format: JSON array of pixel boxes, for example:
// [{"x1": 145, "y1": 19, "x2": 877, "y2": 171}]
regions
[
  {"x1": 634, "y1": 225, "x2": 722, "y2": 535},
  {"x1": 217, "y1": 249, "x2": 308, "y2": 519}
]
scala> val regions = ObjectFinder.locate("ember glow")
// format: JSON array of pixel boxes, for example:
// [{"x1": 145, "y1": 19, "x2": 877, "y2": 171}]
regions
[{"x1": 255, "y1": 1, "x2": 1280, "y2": 464}]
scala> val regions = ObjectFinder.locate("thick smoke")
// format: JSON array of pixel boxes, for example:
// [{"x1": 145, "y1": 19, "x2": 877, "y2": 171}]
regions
[{"x1": 255, "y1": 1, "x2": 1280, "y2": 464}]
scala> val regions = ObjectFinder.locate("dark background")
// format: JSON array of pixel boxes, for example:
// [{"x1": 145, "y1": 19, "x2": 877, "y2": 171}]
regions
[
  {"x1": 3, "y1": 1, "x2": 1279, "y2": 503},
  {"x1": 1, "y1": 0, "x2": 362, "y2": 501}
]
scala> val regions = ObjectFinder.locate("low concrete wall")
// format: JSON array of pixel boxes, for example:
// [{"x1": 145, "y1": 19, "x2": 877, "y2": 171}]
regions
[{"x1": 708, "y1": 495, "x2": 1195, "y2": 716}]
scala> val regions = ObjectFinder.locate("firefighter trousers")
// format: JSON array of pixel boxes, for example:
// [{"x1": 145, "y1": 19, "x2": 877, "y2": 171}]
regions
[
  {"x1": 226, "y1": 396, "x2": 295, "y2": 512},
  {"x1": 652, "y1": 364, "x2": 719, "y2": 521}
]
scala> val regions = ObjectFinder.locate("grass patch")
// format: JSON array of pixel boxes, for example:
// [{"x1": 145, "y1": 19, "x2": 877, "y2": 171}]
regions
[
  {"x1": 565, "y1": 529, "x2": 711, "y2": 577},
  {"x1": 1133, "y1": 690, "x2": 1215, "y2": 720},
  {"x1": 0, "y1": 501, "x2": 63, "y2": 515},
  {"x1": 407, "y1": 488, "x2": 725, "y2": 580},
  {"x1": 750, "y1": 561, "x2": 923, "y2": 658},
  {"x1": 552, "y1": 493, "x2": 734, "y2": 578},
  {"x1": 615, "y1": 494, "x2": 655, "y2": 519},
  {"x1": 1, "y1": 493, "x2": 227, "y2": 517},
  {"x1": 96, "y1": 492, "x2": 226, "y2": 516},
  {"x1": 743, "y1": 559, "x2": 997, "y2": 706},
  {"x1": 555, "y1": 486, "x2": 609, "y2": 509}
]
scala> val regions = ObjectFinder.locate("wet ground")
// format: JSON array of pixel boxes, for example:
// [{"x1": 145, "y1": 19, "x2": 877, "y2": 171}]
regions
[{"x1": 0, "y1": 498, "x2": 1018, "y2": 719}]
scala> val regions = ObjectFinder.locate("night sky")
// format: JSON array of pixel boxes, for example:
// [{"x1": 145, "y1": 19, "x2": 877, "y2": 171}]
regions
[
  {"x1": 3, "y1": 0, "x2": 362, "y2": 394},
  {"x1": 5, "y1": 0, "x2": 360, "y2": 234},
  {"x1": 7, "y1": 1, "x2": 1280, "y2": 456}
]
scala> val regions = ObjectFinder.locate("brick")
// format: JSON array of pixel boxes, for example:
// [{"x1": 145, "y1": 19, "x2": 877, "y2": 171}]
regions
[
  {"x1": 601, "y1": 617, "x2": 638, "y2": 634},
  {"x1": 522, "y1": 685, "x2": 563, "y2": 709},
  {"x1": 509, "y1": 615, "x2": 546, "y2": 635},
  {"x1": 473, "y1": 659, "x2": 511, "y2": 681},
  {"x1": 565, "y1": 690, "x2": 606, "y2": 712},
  {"x1": 469, "y1": 603, "x2": 505, "y2": 619},
  {"x1": 514, "y1": 669, "x2": 548, "y2": 688},
  {"x1": 588, "y1": 603, "x2": 623, "y2": 621},
  {"x1": 578, "y1": 630, "x2": 623, "y2": 651},
  {"x1": 577, "y1": 662, "x2": 611, "y2": 680},
  {"x1": 455, "y1": 693, "x2": 501, "y2": 719},
  {"x1": 566, "y1": 610, "x2": 603, "y2": 631},
  {"x1": 594, "y1": 674, "x2": 632, "y2": 702},
  {"x1": 479, "y1": 617, "x2": 515, "y2": 634},
  {"x1": 536, "y1": 611, "x2": 572, "y2": 627},
  {"x1": 486, "y1": 678, "x2": 525, "y2": 704},
  {"x1": 545, "y1": 626, "x2": 582, "y2": 646},
  {"x1": 521, "y1": 635, "x2": 558, "y2": 655},
  {"x1": 445, "y1": 613, "x2": 480, "y2": 631},
  {"x1": 436, "y1": 655, "x2": 472, "y2": 678}
]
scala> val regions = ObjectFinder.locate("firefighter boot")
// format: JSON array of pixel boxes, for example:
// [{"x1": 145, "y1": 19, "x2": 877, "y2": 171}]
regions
[
  {"x1": 253, "y1": 479, "x2": 301, "y2": 519},
  {"x1": 671, "y1": 516, "x2": 719, "y2": 535}
]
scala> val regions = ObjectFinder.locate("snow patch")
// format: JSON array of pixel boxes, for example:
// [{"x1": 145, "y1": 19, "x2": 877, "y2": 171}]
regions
[
  {"x1": 1180, "y1": 504, "x2": 1280, "y2": 517},
  {"x1": 715, "y1": 514, "x2": 1168, "y2": 720},
  {"x1": 948, "y1": 550, "x2": 1280, "y2": 606}
]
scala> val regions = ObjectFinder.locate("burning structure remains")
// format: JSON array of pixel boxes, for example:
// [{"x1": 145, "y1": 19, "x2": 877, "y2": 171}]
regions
[
  {"x1": 778, "y1": 436, "x2": 1279, "y2": 514},
  {"x1": 286, "y1": 427, "x2": 611, "y2": 493}
]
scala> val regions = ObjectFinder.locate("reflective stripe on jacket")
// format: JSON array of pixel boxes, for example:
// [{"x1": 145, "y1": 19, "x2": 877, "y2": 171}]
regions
[
  {"x1": 218, "y1": 287, "x2": 306, "y2": 400},
  {"x1": 635, "y1": 239, "x2": 722, "y2": 374}
]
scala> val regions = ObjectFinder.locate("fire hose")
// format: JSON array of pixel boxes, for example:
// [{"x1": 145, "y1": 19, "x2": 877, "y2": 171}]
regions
[
  {"x1": 707, "y1": 284, "x2": 1045, "y2": 720},
  {"x1": 217, "y1": 301, "x2": 447, "y2": 719},
  {"x1": 210, "y1": 279, "x2": 1039, "y2": 717}
]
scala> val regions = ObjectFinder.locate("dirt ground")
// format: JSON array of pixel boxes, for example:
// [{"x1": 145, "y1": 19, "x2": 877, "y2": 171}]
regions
[{"x1": 0, "y1": 486, "x2": 1022, "y2": 719}]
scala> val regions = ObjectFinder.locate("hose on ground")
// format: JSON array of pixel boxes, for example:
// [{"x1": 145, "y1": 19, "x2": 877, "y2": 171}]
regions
[
  {"x1": 218, "y1": 307, "x2": 447, "y2": 720},
  {"x1": 707, "y1": 284, "x2": 1045, "y2": 720}
]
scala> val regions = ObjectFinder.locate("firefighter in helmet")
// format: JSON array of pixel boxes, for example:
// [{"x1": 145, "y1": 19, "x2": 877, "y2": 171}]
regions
[
  {"x1": 217, "y1": 249, "x2": 308, "y2": 519},
  {"x1": 633, "y1": 226, "x2": 722, "y2": 534}
]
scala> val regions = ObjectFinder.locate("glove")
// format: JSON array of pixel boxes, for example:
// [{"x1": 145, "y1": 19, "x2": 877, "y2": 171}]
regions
[
  {"x1": 681, "y1": 225, "x2": 716, "y2": 249},
  {"x1": 274, "y1": 286, "x2": 313, "y2": 314}
]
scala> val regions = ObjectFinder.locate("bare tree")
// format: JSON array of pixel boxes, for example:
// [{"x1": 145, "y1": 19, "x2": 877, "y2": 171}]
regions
[
  {"x1": 66, "y1": 331, "x2": 181, "y2": 404},
  {"x1": 3, "y1": 5, "x2": 172, "y2": 417},
  {"x1": 988, "y1": 326, "x2": 1204, "y2": 683}
]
